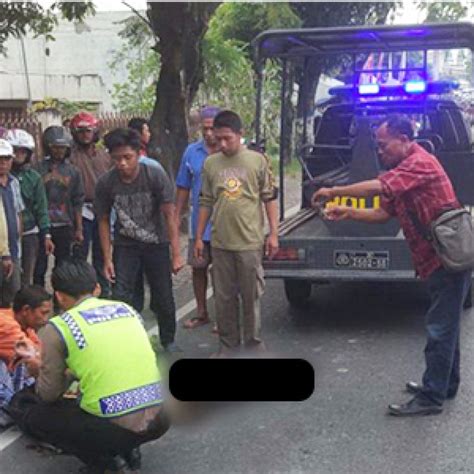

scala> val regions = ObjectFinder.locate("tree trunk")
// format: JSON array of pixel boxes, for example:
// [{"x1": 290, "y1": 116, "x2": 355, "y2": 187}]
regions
[{"x1": 147, "y1": 2, "x2": 219, "y2": 178}]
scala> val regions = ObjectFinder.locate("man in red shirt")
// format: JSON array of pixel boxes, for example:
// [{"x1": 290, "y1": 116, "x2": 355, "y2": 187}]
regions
[
  {"x1": 0, "y1": 285, "x2": 52, "y2": 419},
  {"x1": 312, "y1": 115, "x2": 471, "y2": 416},
  {"x1": 69, "y1": 112, "x2": 112, "y2": 298}
]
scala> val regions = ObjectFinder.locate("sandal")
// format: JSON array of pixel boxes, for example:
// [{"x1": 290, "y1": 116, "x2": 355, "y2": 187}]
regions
[{"x1": 182, "y1": 316, "x2": 210, "y2": 329}]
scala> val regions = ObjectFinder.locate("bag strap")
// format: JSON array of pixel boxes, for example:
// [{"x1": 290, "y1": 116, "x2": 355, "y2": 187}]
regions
[
  {"x1": 407, "y1": 210, "x2": 432, "y2": 242},
  {"x1": 407, "y1": 202, "x2": 460, "y2": 243}
]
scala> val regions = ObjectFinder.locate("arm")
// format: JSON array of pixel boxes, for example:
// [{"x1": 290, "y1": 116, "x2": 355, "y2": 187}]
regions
[
  {"x1": 194, "y1": 207, "x2": 212, "y2": 260},
  {"x1": 74, "y1": 210, "x2": 83, "y2": 243},
  {"x1": 94, "y1": 176, "x2": 114, "y2": 281},
  {"x1": 33, "y1": 178, "x2": 54, "y2": 255},
  {"x1": 175, "y1": 187, "x2": 190, "y2": 228},
  {"x1": 326, "y1": 205, "x2": 392, "y2": 224},
  {"x1": 36, "y1": 325, "x2": 68, "y2": 402},
  {"x1": 98, "y1": 214, "x2": 114, "y2": 283},
  {"x1": 312, "y1": 179, "x2": 383, "y2": 205},
  {"x1": 160, "y1": 202, "x2": 184, "y2": 274},
  {"x1": 0, "y1": 200, "x2": 12, "y2": 278},
  {"x1": 264, "y1": 200, "x2": 279, "y2": 259},
  {"x1": 71, "y1": 171, "x2": 85, "y2": 243}
]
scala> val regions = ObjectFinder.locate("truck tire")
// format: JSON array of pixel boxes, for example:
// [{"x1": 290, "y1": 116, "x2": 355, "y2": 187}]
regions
[{"x1": 284, "y1": 279, "x2": 312, "y2": 307}]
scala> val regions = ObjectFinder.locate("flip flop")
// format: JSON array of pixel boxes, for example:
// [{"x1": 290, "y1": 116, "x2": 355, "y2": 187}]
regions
[{"x1": 182, "y1": 316, "x2": 210, "y2": 329}]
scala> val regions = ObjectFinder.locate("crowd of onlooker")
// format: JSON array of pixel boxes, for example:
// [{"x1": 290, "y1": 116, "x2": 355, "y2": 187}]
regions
[{"x1": 0, "y1": 107, "x2": 280, "y2": 470}]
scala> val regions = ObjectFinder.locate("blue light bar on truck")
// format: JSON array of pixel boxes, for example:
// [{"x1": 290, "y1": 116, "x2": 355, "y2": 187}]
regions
[
  {"x1": 329, "y1": 80, "x2": 459, "y2": 98},
  {"x1": 358, "y1": 84, "x2": 380, "y2": 95},
  {"x1": 404, "y1": 80, "x2": 427, "y2": 94}
]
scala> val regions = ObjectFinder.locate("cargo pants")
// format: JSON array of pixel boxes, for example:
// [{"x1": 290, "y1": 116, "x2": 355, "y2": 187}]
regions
[{"x1": 211, "y1": 247, "x2": 265, "y2": 350}]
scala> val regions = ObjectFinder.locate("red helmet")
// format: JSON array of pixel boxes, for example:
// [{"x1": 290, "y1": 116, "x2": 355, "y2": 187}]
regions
[{"x1": 70, "y1": 112, "x2": 99, "y2": 131}]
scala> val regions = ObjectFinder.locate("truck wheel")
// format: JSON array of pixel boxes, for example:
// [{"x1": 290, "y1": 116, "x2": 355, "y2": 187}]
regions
[{"x1": 284, "y1": 279, "x2": 312, "y2": 307}]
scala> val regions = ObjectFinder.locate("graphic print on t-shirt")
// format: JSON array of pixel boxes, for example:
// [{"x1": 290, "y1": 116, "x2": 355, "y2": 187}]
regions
[
  {"x1": 219, "y1": 167, "x2": 247, "y2": 201},
  {"x1": 114, "y1": 191, "x2": 160, "y2": 244}
]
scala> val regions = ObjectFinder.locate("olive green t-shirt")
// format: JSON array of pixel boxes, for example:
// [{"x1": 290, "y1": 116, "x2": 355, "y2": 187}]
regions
[{"x1": 199, "y1": 147, "x2": 275, "y2": 251}]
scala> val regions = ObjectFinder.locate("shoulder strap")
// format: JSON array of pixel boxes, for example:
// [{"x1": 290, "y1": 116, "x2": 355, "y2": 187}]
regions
[{"x1": 407, "y1": 210, "x2": 432, "y2": 242}]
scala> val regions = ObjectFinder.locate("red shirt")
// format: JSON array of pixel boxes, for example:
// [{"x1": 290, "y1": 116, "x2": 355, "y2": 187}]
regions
[{"x1": 378, "y1": 143, "x2": 459, "y2": 280}]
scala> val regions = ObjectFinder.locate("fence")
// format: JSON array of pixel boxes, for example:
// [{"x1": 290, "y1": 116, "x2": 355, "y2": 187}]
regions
[
  {"x1": 0, "y1": 110, "x2": 142, "y2": 161},
  {"x1": 0, "y1": 111, "x2": 44, "y2": 162}
]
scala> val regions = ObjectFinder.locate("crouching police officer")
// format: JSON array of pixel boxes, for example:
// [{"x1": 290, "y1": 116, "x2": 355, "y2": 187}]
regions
[{"x1": 9, "y1": 259, "x2": 169, "y2": 473}]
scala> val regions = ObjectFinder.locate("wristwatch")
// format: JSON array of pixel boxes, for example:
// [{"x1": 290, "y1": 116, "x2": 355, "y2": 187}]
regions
[{"x1": 45, "y1": 233, "x2": 52, "y2": 239}]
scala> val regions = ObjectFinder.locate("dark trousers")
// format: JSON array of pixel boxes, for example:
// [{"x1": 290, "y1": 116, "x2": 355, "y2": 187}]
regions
[
  {"x1": 80, "y1": 217, "x2": 111, "y2": 298},
  {"x1": 132, "y1": 264, "x2": 146, "y2": 313},
  {"x1": 34, "y1": 227, "x2": 73, "y2": 287},
  {"x1": 420, "y1": 267, "x2": 471, "y2": 405},
  {"x1": 8, "y1": 391, "x2": 169, "y2": 470},
  {"x1": 21, "y1": 234, "x2": 39, "y2": 286},
  {"x1": 113, "y1": 243, "x2": 176, "y2": 346}
]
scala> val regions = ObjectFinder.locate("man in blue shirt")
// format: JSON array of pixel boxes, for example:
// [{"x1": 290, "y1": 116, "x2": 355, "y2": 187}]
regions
[
  {"x1": 0, "y1": 139, "x2": 24, "y2": 307},
  {"x1": 175, "y1": 106, "x2": 220, "y2": 329}
]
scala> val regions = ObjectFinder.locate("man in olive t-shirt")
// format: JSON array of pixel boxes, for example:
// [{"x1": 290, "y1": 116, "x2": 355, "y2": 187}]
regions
[{"x1": 195, "y1": 110, "x2": 279, "y2": 356}]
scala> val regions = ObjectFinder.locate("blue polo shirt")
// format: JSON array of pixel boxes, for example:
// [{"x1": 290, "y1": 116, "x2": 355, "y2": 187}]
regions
[
  {"x1": 0, "y1": 175, "x2": 24, "y2": 260},
  {"x1": 176, "y1": 140, "x2": 211, "y2": 242},
  {"x1": 139, "y1": 155, "x2": 165, "y2": 171}
]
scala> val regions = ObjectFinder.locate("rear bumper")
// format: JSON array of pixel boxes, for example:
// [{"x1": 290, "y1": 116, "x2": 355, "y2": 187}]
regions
[{"x1": 263, "y1": 267, "x2": 417, "y2": 282}]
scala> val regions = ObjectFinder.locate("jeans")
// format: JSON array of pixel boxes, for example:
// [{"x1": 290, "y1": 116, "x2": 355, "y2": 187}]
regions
[
  {"x1": 113, "y1": 243, "x2": 176, "y2": 346},
  {"x1": 34, "y1": 227, "x2": 73, "y2": 287},
  {"x1": 8, "y1": 389, "x2": 169, "y2": 470},
  {"x1": 420, "y1": 267, "x2": 471, "y2": 405},
  {"x1": 80, "y1": 217, "x2": 111, "y2": 298}
]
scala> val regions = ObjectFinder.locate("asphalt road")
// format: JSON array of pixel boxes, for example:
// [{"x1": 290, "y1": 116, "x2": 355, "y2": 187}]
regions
[{"x1": 1, "y1": 279, "x2": 474, "y2": 474}]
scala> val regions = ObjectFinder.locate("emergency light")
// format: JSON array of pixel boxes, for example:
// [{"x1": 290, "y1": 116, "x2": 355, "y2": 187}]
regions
[
  {"x1": 404, "y1": 80, "x2": 427, "y2": 94},
  {"x1": 358, "y1": 84, "x2": 380, "y2": 95},
  {"x1": 329, "y1": 80, "x2": 458, "y2": 99}
]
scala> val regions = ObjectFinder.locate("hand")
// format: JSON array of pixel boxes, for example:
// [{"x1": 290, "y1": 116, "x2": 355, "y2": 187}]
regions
[
  {"x1": 14, "y1": 339, "x2": 37, "y2": 362},
  {"x1": 74, "y1": 229, "x2": 84, "y2": 244},
  {"x1": 24, "y1": 356, "x2": 41, "y2": 377},
  {"x1": 44, "y1": 236, "x2": 55, "y2": 256},
  {"x1": 194, "y1": 238, "x2": 204, "y2": 261},
  {"x1": 172, "y1": 254, "x2": 185, "y2": 275},
  {"x1": 2, "y1": 258, "x2": 13, "y2": 279},
  {"x1": 311, "y1": 187, "x2": 335, "y2": 207},
  {"x1": 325, "y1": 205, "x2": 352, "y2": 221},
  {"x1": 104, "y1": 259, "x2": 116, "y2": 283},
  {"x1": 265, "y1": 233, "x2": 279, "y2": 259}
]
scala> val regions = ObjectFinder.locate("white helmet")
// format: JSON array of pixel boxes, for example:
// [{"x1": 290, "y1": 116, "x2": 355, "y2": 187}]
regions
[
  {"x1": 0, "y1": 139, "x2": 14, "y2": 157},
  {"x1": 6, "y1": 129, "x2": 35, "y2": 151}
]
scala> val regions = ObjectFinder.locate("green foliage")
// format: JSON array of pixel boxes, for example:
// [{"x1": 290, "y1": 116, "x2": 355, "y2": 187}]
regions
[
  {"x1": 0, "y1": 1, "x2": 95, "y2": 54},
  {"x1": 198, "y1": 9, "x2": 283, "y2": 147},
  {"x1": 32, "y1": 97, "x2": 97, "y2": 117},
  {"x1": 213, "y1": 2, "x2": 301, "y2": 53},
  {"x1": 418, "y1": 1, "x2": 468, "y2": 22},
  {"x1": 109, "y1": 15, "x2": 160, "y2": 115}
]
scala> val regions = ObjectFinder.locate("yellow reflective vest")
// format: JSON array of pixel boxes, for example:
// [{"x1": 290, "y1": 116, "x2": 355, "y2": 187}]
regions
[{"x1": 50, "y1": 297, "x2": 162, "y2": 417}]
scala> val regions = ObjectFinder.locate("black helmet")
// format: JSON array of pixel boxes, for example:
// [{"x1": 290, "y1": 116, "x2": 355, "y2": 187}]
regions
[{"x1": 43, "y1": 126, "x2": 72, "y2": 157}]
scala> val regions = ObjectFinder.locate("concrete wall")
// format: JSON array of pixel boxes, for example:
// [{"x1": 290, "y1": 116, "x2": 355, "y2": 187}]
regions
[{"x1": 0, "y1": 11, "x2": 136, "y2": 112}]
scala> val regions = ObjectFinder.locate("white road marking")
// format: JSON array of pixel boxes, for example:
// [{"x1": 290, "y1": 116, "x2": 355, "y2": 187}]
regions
[
  {"x1": 0, "y1": 426, "x2": 22, "y2": 452},
  {"x1": 147, "y1": 287, "x2": 214, "y2": 336}
]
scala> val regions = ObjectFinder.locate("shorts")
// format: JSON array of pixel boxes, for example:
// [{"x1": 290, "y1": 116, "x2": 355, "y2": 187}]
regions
[{"x1": 187, "y1": 239, "x2": 212, "y2": 269}]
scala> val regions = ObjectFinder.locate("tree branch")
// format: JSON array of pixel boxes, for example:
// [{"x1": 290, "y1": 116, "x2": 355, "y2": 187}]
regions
[{"x1": 121, "y1": 1, "x2": 154, "y2": 33}]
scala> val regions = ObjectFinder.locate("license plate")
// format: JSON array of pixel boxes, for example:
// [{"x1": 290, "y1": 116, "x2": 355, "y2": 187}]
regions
[{"x1": 334, "y1": 250, "x2": 389, "y2": 270}]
